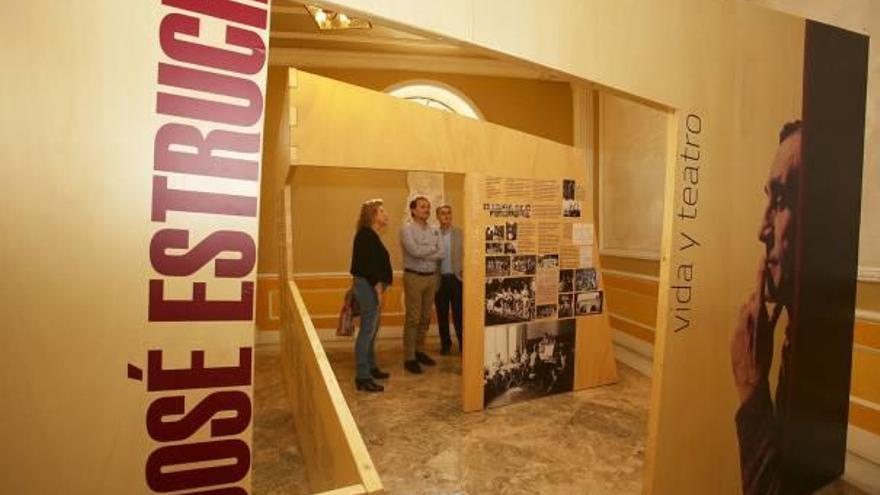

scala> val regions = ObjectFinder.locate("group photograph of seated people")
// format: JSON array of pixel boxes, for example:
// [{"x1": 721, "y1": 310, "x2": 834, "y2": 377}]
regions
[{"x1": 483, "y1": 321, "x2": 575, "y2": 408}]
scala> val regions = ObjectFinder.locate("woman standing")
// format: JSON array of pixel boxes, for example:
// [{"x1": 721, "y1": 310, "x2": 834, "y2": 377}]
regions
[{"x1": 349, "y1": 198, "x2": 393, "y2": 392}]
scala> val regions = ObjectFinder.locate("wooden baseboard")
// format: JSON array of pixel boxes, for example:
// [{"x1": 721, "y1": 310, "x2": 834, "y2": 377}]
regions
[
  {"x1": 844, "y1": 427, "x2": 880, "y2": 494},
  {"x1": 257, "y1": 325, "x2": 443, "y2": 347},
  {"x1": 613, "y1": 343, "x2": 654, "y2": 376}
]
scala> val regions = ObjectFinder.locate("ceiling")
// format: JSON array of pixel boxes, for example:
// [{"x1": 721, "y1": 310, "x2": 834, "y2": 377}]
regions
[
  {"x1": 268, "y1": 1, "x2": 565, "y2": 80},
  {"x1": 270, "y1": 1, "x2": 493, "y2": 60}
]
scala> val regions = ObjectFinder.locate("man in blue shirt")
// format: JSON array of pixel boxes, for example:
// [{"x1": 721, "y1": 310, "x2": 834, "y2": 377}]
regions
[{"x1": 434, "y1": 204, "x2": 463, "y2": 355}]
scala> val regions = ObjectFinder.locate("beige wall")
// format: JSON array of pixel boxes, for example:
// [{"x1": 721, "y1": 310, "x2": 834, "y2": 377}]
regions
[{"x1": 597, "y1": 92, "x2": 668, "y2": 259}]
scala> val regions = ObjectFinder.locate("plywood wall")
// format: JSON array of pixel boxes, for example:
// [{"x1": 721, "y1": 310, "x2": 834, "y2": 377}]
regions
[
  {"x1": 258, "y1": 66, "x2": 572, "y2": 278},
  {"x1": 288, "y1": 70, "x2": 617, "y2": 412},
  {"x1": 288, "y1": 167, "x2": 464, "y2": 274},
  {"x1": 305, "y1": 68, "x2": 574, "y2": 145},
  {"x1": 321, "y1": 1, "x2": 866, "y2": 494},
  {"x1": 2, "y1": 1, "x2": 271, "y2": 493}
]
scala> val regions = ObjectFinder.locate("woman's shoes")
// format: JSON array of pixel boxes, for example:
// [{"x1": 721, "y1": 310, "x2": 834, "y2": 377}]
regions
[
  {"x1": 355, "y1": 378, "x2": 384, "y2": 392},
  {"x1": 370, "y1": 367, "x2": 390, "y2": 379}
]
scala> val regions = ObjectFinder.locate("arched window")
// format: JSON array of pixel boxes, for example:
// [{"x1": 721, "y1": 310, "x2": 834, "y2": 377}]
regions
[{"x1": 385, "y1": 80, "x2": 483, "y2": 120}]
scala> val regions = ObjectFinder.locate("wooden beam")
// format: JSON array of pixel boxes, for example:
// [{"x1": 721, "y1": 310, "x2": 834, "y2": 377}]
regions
[
  {"x1": 270, "y1": 30, "x2": 450, "y2": 49},
  {"x1": 269, "y1": 47, "x2": 564, "y2": 80}
]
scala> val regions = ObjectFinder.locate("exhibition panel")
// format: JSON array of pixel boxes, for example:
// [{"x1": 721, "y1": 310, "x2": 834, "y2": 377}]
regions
[
  {"x1": 317, "y1": 1, "x2": 870, "y2": 493},
  {"x1": 277, "y1": 178, "x2": 382, "y2": 493},
  {"x1": 2, "y1": 1, "x2": 272, "y2": 493},
  {"x1": 3, "y1": 0, "x2": 875, "y2": 493},
  {"x1": 286, "y1": 69, "x2": 618, "y2": 412}
]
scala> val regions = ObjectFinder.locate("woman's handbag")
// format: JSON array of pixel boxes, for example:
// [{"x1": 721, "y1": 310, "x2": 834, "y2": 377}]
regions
[{"x1": 336, "y1": 287, "x2": 361, "y2": 337}]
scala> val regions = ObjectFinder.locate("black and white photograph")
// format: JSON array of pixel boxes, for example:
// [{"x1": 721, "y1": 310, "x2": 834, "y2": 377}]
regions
[
  {"x1": 486, "y1": 256, "x2": 510, "y2": 277},
  {"x1": 538, "y1": 254, "x2": 559, "y2": 269},
  {"x1": 485, "y1": 276, "x2": 535, "y2": 326},
  {"x1": 575, "y1": 268, "x2": 598, "y2": 291},
  {"x1": 536, "y1": 304, "x2": 557, "y2": 320},
  {"x1": 486, "y1": 242, "x2": 504, "y2": 255},
  {"x1": 483, "y1": 319, "x2": 576, "y2": 409},
  {"x1": 563, "y1": 199, "x2": 582, "y2": 218},
  {"x1": 504, "y1": 242, "x2": 518, "y2": 254},
  {"x1": 559, "y1": 269, "x2": 574, "y2": 293},
  {"x1": 563, "y1": 179, "x2": 576, "y2": 200},
  {"x1": 486, "y1": 225, "x2": 505, "y2": 241},
  {"x1": 575, "y1": 291, "x2": 603, "y2": 316},
  {"x1": 511, "y1": 255, "x2": 537, "y2": 276},
  {"x1": 505, "y1": 221, "x2": 518, "y2": 241},
  {"x1": 558, "y1": 293, "x2": 574, "y2": 318}
]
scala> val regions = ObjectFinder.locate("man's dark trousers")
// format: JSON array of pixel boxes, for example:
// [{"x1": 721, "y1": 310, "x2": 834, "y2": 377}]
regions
[{"x1": 435, "y1": 273, "x2": 463, "y2": 352}]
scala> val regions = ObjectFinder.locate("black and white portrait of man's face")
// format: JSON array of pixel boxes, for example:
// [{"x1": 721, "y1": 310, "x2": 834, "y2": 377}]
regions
[{"x1": 759, "y1": 127, "x2": 802, "y2": 304}]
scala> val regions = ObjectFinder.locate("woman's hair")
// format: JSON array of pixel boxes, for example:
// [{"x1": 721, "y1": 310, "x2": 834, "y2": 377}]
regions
[{"x1": 356, "y1": 198, "x2": 384, "y2": 230}]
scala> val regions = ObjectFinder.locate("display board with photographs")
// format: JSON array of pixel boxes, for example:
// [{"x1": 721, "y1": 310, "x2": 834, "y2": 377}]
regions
[{"x1": 480, "y1": 176, "x2": 605, "y2": 409}]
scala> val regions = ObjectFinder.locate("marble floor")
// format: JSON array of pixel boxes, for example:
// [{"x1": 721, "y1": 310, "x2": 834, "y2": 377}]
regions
[
  {"x1": 253, "y1": 346, "x2": 309, "y2": 495},
  {"x1": 252, "y1": 341, "x2": 872, "y2": 495}
]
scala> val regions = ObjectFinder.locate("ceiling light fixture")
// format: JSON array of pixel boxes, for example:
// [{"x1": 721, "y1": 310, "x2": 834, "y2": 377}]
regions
[{"x1": 305, "y1": 5, "x2": 371, "y2": 30}]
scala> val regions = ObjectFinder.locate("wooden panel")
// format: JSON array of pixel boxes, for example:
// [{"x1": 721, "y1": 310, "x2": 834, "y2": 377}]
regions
[
  {"x1": 299, "y1": 286, "x2": 405, "y2": 317},
  {"x1": 317, "y1": 5, "x2": 877, "y2": 489},
  {"x1": 602, "y1": 272, "x2": 660, "y2": 297},
  {"x1": 294, "y1": 275, "x2": 356, "y2": 290},
  {"x1": 269, "y1": 273, "x2": 440, "y2": 330},
  {"x1": 849, "y1": 401, "x2": 880, "y2": 437},
  {"x1": 851, "y1": 348, "x2": 880, "y2": 405},
  {"x1": 310, "y1": 313, "x2": 406, "y2": 331},
  {"x1": 294, "y1": 274, "x2": 404, "y2": 290},
  {"x1": 314, "y1": 484, "x2": 370, "y2": 495},
  {"x1": 604, "y1": 287, "x2": 659, "y2": 328},
  {"x1": 461, "y1": 173, "x2": 484, "y2": 411},
  {"x1": 599, "y1": 255, "x2": 661, "y2": 277},
  {"x1": 290, "y1": 71, "x2": 618, "y2": 414},
  {"x1": 575, "y1": 311, "x2": 620, "y2": 388},
  {"x1": 855, "y1": 318, "x2": 880, "y2": 350},
  {"x1": 291, "y1": 70, "x2": 581, "y2": 175},
  {"x1": 1, "y1": 2, "x2": 270, "y2": 493},
  {"x1": 603, "y1": 270, "x2": 659, "y2": 344},
  {"x1": 289, "y1": 167, "x2": 411, "y2": 274},
  {"x1": 856, "y1": 281, "x2": 880, "y2": 313},
  {"x1": 261, "y1": 273, "x2": 412, "y2": 331},
  {"x1": 280, "y1": 281, "x2": 383, "y2": 493},
  {"x1": 258, "y1": 66, "x2": 293, "y2": 277},
  {"x1": 279, "y1": 181, "x2": 383, "y2": 493},
  {"x1": 609, "y1": 315, "x2": 656, "y2": 344},
  {"x1": 257, "y1": 277, "x2": 282, "y2": 331},
  {"x1": 304, "y1": 68, "x2": 574, "y2": 146},
  {"x1": 301, "y1": 289, "x2": 354, "y2": 316}
]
